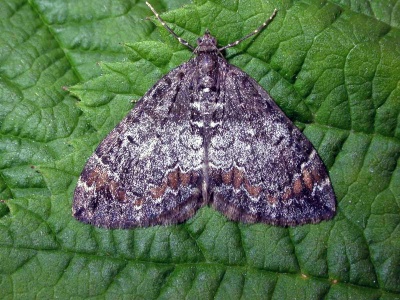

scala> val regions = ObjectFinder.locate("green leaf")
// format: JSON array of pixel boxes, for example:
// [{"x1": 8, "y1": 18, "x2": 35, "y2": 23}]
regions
[{"x1": 0, "y1": 0, "x2": 399, "y2": 298}]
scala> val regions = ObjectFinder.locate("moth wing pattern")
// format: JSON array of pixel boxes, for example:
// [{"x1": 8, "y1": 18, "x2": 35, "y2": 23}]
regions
[
  {"x1": 208, "y1": 59, "x2": 336, "y2": 226},
  {"x1": 73, "y1": 61, "x2": 207, "y2": 228},
  {"x1": 73, "y1": 4, "x2": 336, "y2": 228}
]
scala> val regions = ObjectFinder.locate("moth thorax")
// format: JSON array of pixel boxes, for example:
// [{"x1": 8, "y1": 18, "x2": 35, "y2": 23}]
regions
[{"x1": 197, "y1": 53, "x2": 218, "y2": 70}]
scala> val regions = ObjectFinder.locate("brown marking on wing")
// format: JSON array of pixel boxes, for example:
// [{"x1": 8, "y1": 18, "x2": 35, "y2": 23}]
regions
[
  {"x1": 105, "y1": 179, "x2": 127, "y2": 202},
  {"x1": 233, "y1": 167, "x2": 244, "y2": 189},
  {"x1": 282, "y1": 188, "x2": 292, "y2": 201},
  {"x1": 311, "y1": 168, "x2": 321, "y2": 182},
  {"x1": 267, "y1": 195, "x2": 277, "y2": 205},
  {"x1": 85, "y1": 167, "x2": 110, "y2": 187},
  {"x1": 167, "y1": 169, "x2": 179, "y2": 189},
  {"x1": 180, "y1": 171, "x2": 191, "y2": 186},
  {"x1": 150, "y1": 182, "x2": 168, "y2": 199},
  {"x1": 133, "y1": 198, "x2": 144, "y2": 207},
  {"x1": 293, "y1": 177, "x2": 303, "y2": 195},
  {"x1": 150, "y1": 168, "x2": 201, "y2": 199},
  {"x1": 244, "y1": 178, "x2": 262, "y2": 198},
  {"x1": 222, "y1": 169, "x2": 233, "y2": 184},
  {"x1": 302, "y1": 169, "x2": 313, "y2": 190}
]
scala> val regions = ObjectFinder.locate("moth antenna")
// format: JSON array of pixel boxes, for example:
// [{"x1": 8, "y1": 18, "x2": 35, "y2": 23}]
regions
[
  {"x1": 219, "y1": 9, "x2": 278, "y2": 51},
  {"x1": 146, "y1": 2, "x2": 195, "y2": 51}
]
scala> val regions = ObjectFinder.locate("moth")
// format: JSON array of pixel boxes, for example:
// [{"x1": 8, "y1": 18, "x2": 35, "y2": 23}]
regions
[{"x1": 73, "y1": 2, "x2": 336, "y2": 228}]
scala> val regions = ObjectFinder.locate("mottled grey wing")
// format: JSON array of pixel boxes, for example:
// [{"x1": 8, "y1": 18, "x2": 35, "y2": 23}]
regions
[
  {"x1": 208, "y1": 60, "x2": 336, "y2": 226},
  {"x1": 73, "y1": 60, "x2": 206, "y2": 228}
]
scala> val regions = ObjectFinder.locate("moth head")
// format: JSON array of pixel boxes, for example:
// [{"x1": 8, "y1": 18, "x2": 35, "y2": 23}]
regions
[{"x1": 194, "y1": 30, "x2": 218, "y2": 54}]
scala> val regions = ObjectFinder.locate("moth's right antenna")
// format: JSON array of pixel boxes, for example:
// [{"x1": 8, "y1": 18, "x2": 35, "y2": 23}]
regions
[
  {"x1": 146, "y1": 2, "x2": 195, "y2": 51},
  {"x1": 218, "y1": 9, "x2": 278, "y2": 51}
]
